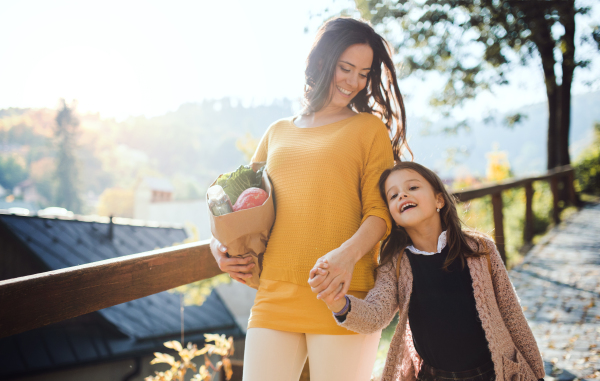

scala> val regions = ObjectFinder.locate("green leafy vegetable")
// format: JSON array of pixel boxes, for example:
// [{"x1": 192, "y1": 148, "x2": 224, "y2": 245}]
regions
[{"x1": 216, "y1": 164, "x2": 264, "y2": 205}]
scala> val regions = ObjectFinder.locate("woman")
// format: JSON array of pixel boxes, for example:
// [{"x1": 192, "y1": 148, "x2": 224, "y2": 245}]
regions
[{"x1": 210, "y1": 17, "x2": 411, "y2": 381}]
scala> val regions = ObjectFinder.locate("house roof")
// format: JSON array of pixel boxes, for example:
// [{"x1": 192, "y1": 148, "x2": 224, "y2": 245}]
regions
[{"x1": 0, "y1": 213, "x2": 243, "y2": 379}]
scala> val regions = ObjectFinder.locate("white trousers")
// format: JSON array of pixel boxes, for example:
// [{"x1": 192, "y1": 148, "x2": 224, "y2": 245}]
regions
[{"x1": 242, "y1": 328, "x2": 382, "y2": 381}]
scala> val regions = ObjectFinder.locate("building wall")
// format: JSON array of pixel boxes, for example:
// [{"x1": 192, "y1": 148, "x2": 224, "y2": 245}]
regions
[{"x1": 135, "y1": 199, "x2": 211, "y2": 240}]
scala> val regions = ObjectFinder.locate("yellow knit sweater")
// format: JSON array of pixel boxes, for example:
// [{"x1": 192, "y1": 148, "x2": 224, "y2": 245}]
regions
[{"x1": 248, "y1": 113, "x2": 394, "y2": 334}]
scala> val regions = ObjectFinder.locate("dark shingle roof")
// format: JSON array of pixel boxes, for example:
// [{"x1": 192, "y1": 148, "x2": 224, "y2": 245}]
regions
[{"x1": 0, "y1": 213, "x2": 242, "y2": 379}]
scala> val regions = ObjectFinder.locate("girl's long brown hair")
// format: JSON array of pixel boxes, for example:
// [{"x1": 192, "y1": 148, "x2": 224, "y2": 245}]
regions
[
  {"x1": 378, "y1": 162, "x2": 491, "y2": 271},
  {"x1": 303, "y1": 17, "x2": 412, "y2": 162}
]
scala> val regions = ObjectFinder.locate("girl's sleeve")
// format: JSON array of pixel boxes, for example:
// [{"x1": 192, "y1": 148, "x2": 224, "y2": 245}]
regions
[
  {"x1": 337, "y1": 257, "x2": 399, "y2": 334},
  {"x1": 488, "y1": 241, "x2": 545, "y2": 379},
  {"x1": 360, "y1": 120, "x2": 395, "y2": 239}
]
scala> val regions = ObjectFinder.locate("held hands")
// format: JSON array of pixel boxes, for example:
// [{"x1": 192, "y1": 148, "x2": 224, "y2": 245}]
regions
[
  {"x1": 210, "y1": 236, "x2": 255, "y2": 284},
  {"x1": 308, "y1": 244, "x2": 360, "y2": 313},
  {"x1": 309, "y1": 259, "x2": 347, "y2": 313}
]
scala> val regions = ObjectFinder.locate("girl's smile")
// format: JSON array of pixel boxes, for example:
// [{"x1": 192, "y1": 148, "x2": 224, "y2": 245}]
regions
[{"x1": 399, "y1": 201, "x2": 417, "y2": 213}]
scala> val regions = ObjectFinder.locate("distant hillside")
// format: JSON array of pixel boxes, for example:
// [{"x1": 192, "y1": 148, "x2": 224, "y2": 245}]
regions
[
  {"x1": 406, "y1": 91, "x2": 600, "y2": 178},
  {"x1": 111, "y1": 98, "x2": 295, "y2": 188},
  {"x1": 1, "y1": 91, "x2": 597, "y2": 214}
]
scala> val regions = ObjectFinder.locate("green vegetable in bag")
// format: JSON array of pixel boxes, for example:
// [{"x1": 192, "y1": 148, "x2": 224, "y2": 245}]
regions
[{"x1": 216, "y1": 164, "x2": 265, "y2": 205}]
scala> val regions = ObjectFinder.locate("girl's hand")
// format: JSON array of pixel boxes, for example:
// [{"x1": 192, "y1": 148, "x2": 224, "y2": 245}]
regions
[
  {"x1": 310, "y1": 245, "x2": 359, "y2": 302},
  {"x1": 308, "y1": 258, "x2": 329, "y2": 283},
  {"x1": 320, "y1": 282, "x2": 347, "y2": 313},
  {"x1": 210, "y1": 236, "x2": 254, "y2": 284}
]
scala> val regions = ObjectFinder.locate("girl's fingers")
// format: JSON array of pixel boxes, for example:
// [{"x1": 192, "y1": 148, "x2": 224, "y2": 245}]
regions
[
  {"x1": 314, "y1": 275, "x2": 334, "y2": 296},
  {"x1": 219, "y1": 243, "x2": 227, "y2": 252},
  {"x1": 333, "y1": 280, "x2": 350, "y2": 301},
  {"x1": 326, "y1": 286, "x2": 344, "y2": 305},
  {"x1": 317, "y1": 274, "x2": 342, "y2": 299},
  {"x1": 309, "y1": 266, "x2": 327, "y2": 280},
  {"x1": 308, "y1": 272, "x2": 328, "y2": 288},
  {"x1": 308, "y1": 268, "x2": 327, "y2": 283}
]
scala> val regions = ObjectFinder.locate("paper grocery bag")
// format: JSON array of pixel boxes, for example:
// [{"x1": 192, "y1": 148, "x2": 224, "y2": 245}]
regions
[{"x1": 207, "y1": 168, "x2": 274, "y2": 289}]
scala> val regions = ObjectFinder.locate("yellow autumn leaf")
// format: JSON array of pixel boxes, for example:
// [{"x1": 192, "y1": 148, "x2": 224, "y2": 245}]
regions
[
  {"x1": 163, "y1": 340, "x2": 183, "y2": 352},
  {"x1": 222, "y1": 358, "x2": 233, "y2": 380},
  {"x1": 203, "y1": 333, "x2": 222, "y2": 342},
  {"x1": 150, "y1": 352, "x2": 178, "y2": 366},
  {"x1": 192, "y1": 346, "x2": 209, "y2": 357},
  {"x1": 192, "y1": 365, "x2": 211, "y2": 380},
  {"x1": 179, "y1": 349, "x2": 191, "y2": 362}
]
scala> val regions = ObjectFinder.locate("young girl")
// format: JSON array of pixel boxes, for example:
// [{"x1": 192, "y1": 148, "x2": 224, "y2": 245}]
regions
[{"x1": 309, "y1": 162, "x2": 545, "y2": 381}]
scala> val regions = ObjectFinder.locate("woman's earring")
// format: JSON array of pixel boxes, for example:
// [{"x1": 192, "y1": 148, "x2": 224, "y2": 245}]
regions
[{"x1": 436, "y1": 208, "x2": 440, "y2": 212}]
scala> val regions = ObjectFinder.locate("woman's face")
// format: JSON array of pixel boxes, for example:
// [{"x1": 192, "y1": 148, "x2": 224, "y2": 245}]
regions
[
  {"x1": 384, "y1": 169, "x2": 444, "y2": 229},
  {"x1": 327, "y1": 43, "x2": 373, "y2": 109}
]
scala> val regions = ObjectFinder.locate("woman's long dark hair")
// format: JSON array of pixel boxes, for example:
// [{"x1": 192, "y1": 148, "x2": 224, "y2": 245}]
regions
[
  {"x1": 377, "y1": 162, "x2": 490, "y2": 271},
  {"x1": 303, "y1": 17, "x2": 412, "y2": 162}
]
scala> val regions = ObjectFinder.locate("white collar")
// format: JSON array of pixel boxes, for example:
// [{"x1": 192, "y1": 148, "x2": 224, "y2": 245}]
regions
[{"x1": 406, "y1": 231, "x2": 447, "y2": 255}]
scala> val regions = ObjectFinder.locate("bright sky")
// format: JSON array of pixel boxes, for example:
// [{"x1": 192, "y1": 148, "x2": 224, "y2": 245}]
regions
[{"x1": 1, "y1": 0, "x2": 598, "y2": 121}]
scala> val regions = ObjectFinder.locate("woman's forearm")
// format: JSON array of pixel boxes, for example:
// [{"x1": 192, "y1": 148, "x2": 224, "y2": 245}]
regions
[{"x1": 341, "y1": 215, "x2": 387, "y2": 264}]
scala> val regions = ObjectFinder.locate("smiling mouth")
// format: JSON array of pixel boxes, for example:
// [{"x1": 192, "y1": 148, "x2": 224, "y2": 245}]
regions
[
  {"x1": 400, "y1": 203, "x2": 417, "y2": 213},
  {"x1": 337, "y1": 86, "x2": 352, "y2": 96}
]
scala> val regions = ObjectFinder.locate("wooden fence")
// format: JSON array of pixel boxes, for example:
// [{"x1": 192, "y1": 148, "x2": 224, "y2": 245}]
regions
[
  {"x1": 0, "y1": 165, "x2": 578, "y2": 339},
  {"x1": 453, "y1": 164, "x2": 578, "y2": 263}
]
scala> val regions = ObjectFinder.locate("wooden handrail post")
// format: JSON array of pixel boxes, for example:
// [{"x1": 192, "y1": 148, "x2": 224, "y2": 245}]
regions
[
  {"x1": 491, "y1": 192, "x2": 506, "y2": 264},
  {"x1": 524, "y1": 182, "x2": 535, "y2": 245},
  {"x1": 550, "y1": 176, "x2": 560, "y2": 224},
  {"x1": 567, "y1": 171, "x2": 580, "y2": 207}
]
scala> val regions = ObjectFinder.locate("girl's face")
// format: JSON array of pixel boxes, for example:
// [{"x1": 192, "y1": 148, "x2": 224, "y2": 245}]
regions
[
  {"x1": 326, "y1": 43, "x2": 373, "y2": 109},
  {"x1": 384, "y1": 169, "x2": 445, "y2": 229}
]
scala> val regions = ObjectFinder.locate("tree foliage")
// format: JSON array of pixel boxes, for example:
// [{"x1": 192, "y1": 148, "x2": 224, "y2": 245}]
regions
[
  {"x1": 54, "y1": 99, "x2": 83, "y2": 213},
  {"x1": 355, "y1": 0, "x2": 599, "y2": 169},
  {"x1": 0, "y1": 155, "x2": 28, "y2": 190},
  {"x1": 574, "y1": 122, "x2": 600, "y2": 195},
  {"x1": 146, "y1": 335, "x2": 234, "y2": 381}
]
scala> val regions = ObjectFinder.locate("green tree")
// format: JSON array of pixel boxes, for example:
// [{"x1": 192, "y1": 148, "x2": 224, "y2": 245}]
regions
[
  {"x1": 355, "y1": 0, "x2": 599, "y2": 170},
  {"x1": 574, "y1": 121, "x2": 600, "y2": 195},
  {"x1": 54, "y1": 99, "x2": 82, "y2": 213},
  {"x1": 0, "y1": 156, "x2": 28, "y2": 190}
]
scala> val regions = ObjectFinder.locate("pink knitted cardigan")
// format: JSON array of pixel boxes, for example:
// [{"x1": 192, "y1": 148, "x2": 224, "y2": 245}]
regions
[{"x1": 338, "y1": 237, "x2": 545, "y2": 381}]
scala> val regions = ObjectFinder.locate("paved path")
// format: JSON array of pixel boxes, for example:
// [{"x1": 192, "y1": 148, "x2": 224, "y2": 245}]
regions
[{"x1": 511, "y1": 203, "x2": 600, "y2": 380}]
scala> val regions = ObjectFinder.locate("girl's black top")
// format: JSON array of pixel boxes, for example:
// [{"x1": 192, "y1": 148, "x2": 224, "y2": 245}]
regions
[{"x1": 406, "y1": 245, "x2": 492, "y2": 371}]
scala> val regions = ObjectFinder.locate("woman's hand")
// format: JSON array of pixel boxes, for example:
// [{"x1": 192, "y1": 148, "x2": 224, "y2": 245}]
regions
[
  {"x1": 210, "y1": 236, "x2": 255, "y2": 284},
  {"x1": 308, "y1": 245, "x2": 360, "y2": 302},
  {"x1": 309, "y1": 262, "x2": 348, "y2": 312}
]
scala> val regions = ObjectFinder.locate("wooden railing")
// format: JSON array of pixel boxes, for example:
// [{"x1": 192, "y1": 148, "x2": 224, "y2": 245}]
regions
[
  {"x1": 0, "y1": 240, "x2": 220, "y2": 339},
  {"x1": 453, "y1": 165, "x2": 579, "y2": 263},
  {"x1": 0, "y1": 165, "x2": 579, "y2": 338}
]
